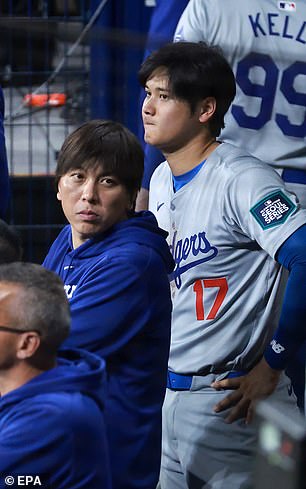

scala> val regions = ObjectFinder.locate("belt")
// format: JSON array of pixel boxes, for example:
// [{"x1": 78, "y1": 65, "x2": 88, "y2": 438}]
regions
[
  {"x1": 167, "y1": 369, "x2": 246, "y2": 391},
  {"x1": 282, "y1": 168, "x2": 306, "y2": 185}
]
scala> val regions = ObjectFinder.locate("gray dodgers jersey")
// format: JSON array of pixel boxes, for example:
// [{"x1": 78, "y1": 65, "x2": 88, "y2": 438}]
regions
[
  {"x1": 149, "y1": 143, "x2": 306, "y2": 374},
  {"x1": 175, "y1": 0, "x2": 306, "y2": 171}
]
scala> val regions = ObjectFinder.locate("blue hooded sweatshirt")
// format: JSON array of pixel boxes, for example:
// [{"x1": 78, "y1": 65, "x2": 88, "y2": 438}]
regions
[
  {"x1": 43, "y1": 211, "x2": 174, "y2": 489},
  {"x1": 0, "y1": 349, "x2": 111, "y2": 489}
]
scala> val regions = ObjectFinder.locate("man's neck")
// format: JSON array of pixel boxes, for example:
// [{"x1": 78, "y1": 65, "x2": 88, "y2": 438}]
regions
[
  {"x1": 0, "y1": 362, "x2": 53, "y2": 397},
  {"x1": 164, "y1": 136, "x2": 219, "y2": 176}
]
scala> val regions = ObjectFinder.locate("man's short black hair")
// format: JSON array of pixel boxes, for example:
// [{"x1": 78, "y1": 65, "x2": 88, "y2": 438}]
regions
[
  {"x1": 55, "y1": 119, "x2": 144, "y2": 208},
  {"x1": 138, "y1": 41, "x2": 236, "y2": 137}
]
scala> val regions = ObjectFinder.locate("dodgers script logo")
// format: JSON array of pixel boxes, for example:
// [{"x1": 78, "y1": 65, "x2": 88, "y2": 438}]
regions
[{"x1": 170, "y1": 230, "x2": 218, "y2": 289}]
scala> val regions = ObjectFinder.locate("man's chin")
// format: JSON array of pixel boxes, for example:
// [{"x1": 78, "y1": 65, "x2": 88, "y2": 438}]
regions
[
  {"x1": 78, "y1": 224, "x2": 101, "y2": 240},
  {"x1": 144, "y1": 134, "x2": 162, "y2": 149}
]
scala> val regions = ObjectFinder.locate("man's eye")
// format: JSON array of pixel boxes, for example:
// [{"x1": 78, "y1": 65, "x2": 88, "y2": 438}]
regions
[
  {"x1": 160, "y1": 94, "x2": 168, "y2": 100},
  {"x1": 100, "y1": 177, "x2": 116, "y2": 185},
  {"x1": 71, "y1": 172, "x2": 84, "y2": 180}
]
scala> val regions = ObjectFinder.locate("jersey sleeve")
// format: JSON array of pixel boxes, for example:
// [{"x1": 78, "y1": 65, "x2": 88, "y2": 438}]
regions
[
  {"x1": 148, "y1": 164, "x2": 161, "y2": 214},
  {"x1": 148, "y1": 161, "x2": 171, "y2": 233},
  {"x1": 263, "y1": 225, "x2": 306, "y2": 369},
  {"x1": 174, "y1": 0, "x2": 208, "y2": 42},
  {"x1": 223, "y1": 163, "x2": 306, "y2": 259}
]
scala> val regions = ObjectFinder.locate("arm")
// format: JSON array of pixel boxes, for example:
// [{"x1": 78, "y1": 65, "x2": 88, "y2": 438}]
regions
[{"x1": 212, "y1": 224, "x2": 306, "y2": 423}]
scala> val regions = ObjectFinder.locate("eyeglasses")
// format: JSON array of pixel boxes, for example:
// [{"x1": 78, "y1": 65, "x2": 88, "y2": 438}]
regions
[{"x1": 0, "y1": 325, "x2": 41, "y2": 335}]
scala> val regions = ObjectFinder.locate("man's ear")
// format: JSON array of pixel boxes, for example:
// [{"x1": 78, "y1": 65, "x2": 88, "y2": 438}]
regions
[
  {"x1": 16, "y1": 332, "x2": 41, "y2": 360},
  {"x1": 57, "y1": 184, "x2": 62, "y2": 202},
  {"x1": 199, "y1": 97, "x2": 217, "y2": 123},
  {"x1": 56, "y1": 177, "x2": 63, "y2": 202}
]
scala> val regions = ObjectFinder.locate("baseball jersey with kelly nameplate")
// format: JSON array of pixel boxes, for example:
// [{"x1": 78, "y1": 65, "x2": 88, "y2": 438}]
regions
[
  {"x1": 149, "y1": 143, "x2": 306, "y2": 374},
  {"x1": 174, "y1": 0, "x2": 306, "y2": 171}
]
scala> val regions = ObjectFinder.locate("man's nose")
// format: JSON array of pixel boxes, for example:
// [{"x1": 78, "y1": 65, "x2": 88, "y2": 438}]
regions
[
  {"x1": 81, "y1": 179, "x2": 98, "y2": 202},
  {"x1": 142, "y1": 96, "x2": 155, "y2": 115}
]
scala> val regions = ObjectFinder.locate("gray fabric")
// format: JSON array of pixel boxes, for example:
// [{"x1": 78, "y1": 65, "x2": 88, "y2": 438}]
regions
[
  {"x1": 160, "y1": 373, "x2": 298, "y2": 489},
  {"x1": 149, "y1": 143, "x2": 306, "y2": 374}
]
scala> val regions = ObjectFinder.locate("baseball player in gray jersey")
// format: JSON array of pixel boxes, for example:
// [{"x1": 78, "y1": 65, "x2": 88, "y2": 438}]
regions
[
  {"x1": 174, "y1": 0, "x2": 306, "y2": 414},
  {"x1": 138, "y1": 41, "x2": 306, "y2": 488}
]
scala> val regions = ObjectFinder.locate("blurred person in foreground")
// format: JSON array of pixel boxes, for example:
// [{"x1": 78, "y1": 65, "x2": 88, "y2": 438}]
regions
[{"x1": 0, "y1": 262, "x2": 110, "y2": 489}]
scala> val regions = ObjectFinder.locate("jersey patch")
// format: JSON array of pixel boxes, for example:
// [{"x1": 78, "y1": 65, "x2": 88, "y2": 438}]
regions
[
  {"x1": 250, "y1": 191, "x2": 297, "y2": 230},
  {"x1": 278, "y1": 2, "x2": 296, "y2": 12}
]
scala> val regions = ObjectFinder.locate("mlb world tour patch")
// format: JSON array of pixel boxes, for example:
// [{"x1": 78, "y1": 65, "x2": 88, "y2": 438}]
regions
[{"x1": 250, "y1": 191, "x2": 297, "y2": 230}]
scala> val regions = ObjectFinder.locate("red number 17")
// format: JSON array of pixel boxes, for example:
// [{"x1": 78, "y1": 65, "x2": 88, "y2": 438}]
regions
[{"x1": 193, "y1": 277, "x2": 228, "y2": 320}]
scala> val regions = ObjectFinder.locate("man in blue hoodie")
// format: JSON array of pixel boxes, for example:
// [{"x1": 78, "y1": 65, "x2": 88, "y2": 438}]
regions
[
  {"x1": 43, "y1": 119, "x2": 174, "y2": 489},
  {"x1": 0, "y1": 261, "x2": 111, "y2": 489}
]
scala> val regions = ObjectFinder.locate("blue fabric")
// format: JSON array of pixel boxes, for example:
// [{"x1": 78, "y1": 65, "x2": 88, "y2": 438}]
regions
[
  {"x1": 226, "y1": 371, "x2": 246, "y2": 379},
  {"x1": 282, "y1": 168, "x2": 306, "y2": 185},
  {"x1": 0, "y1": 349, "x2": 111, "y2": 489},
  {"x1": 286, "y1": 341, "x2": 306, "y2": 412},
  {"x1": 143, "y1": 145, "x2": 165, "y2": 189},
  {"x1": 43, "y1": 211, "x2": 174, "y2": 489},
  {"x1": 90, "y1": 0, "x2": 152, "y2": 134},
  {"x1": 167, "y1": 371, "x2": 193, "y2": 390},
  {"x1": 264, "y1": 224, "x2": 306, "y2": 373},
  {"x1": 172, "y1": 159, "x2": 206, "y2": 192},
  {"x1": 0, "y1": 86, "x2": 9, "y2": 217},
  {"x1": 167, "y1": 370, "x2": 246, "y2": 390}
]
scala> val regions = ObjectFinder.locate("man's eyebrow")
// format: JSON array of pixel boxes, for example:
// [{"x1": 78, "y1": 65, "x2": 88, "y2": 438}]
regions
[{"x1": 145, "y1": 83, "x2": 171, "y2": 92}]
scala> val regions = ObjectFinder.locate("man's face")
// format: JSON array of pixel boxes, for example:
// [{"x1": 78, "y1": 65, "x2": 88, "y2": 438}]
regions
[
  {"x1": 57, "y1": 166, "x2": 132, "y2": 249},
  {"x1": 142, "y1": 68, "x2": 203, "y2": 154},
  {"x1": 0, "y1": 283, "x2": 23, "y2": 369}
]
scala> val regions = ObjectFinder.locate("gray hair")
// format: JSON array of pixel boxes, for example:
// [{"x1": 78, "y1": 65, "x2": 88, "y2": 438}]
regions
[{"x1": 0, "y1": 262, "x2": 70, "y2": 352}]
